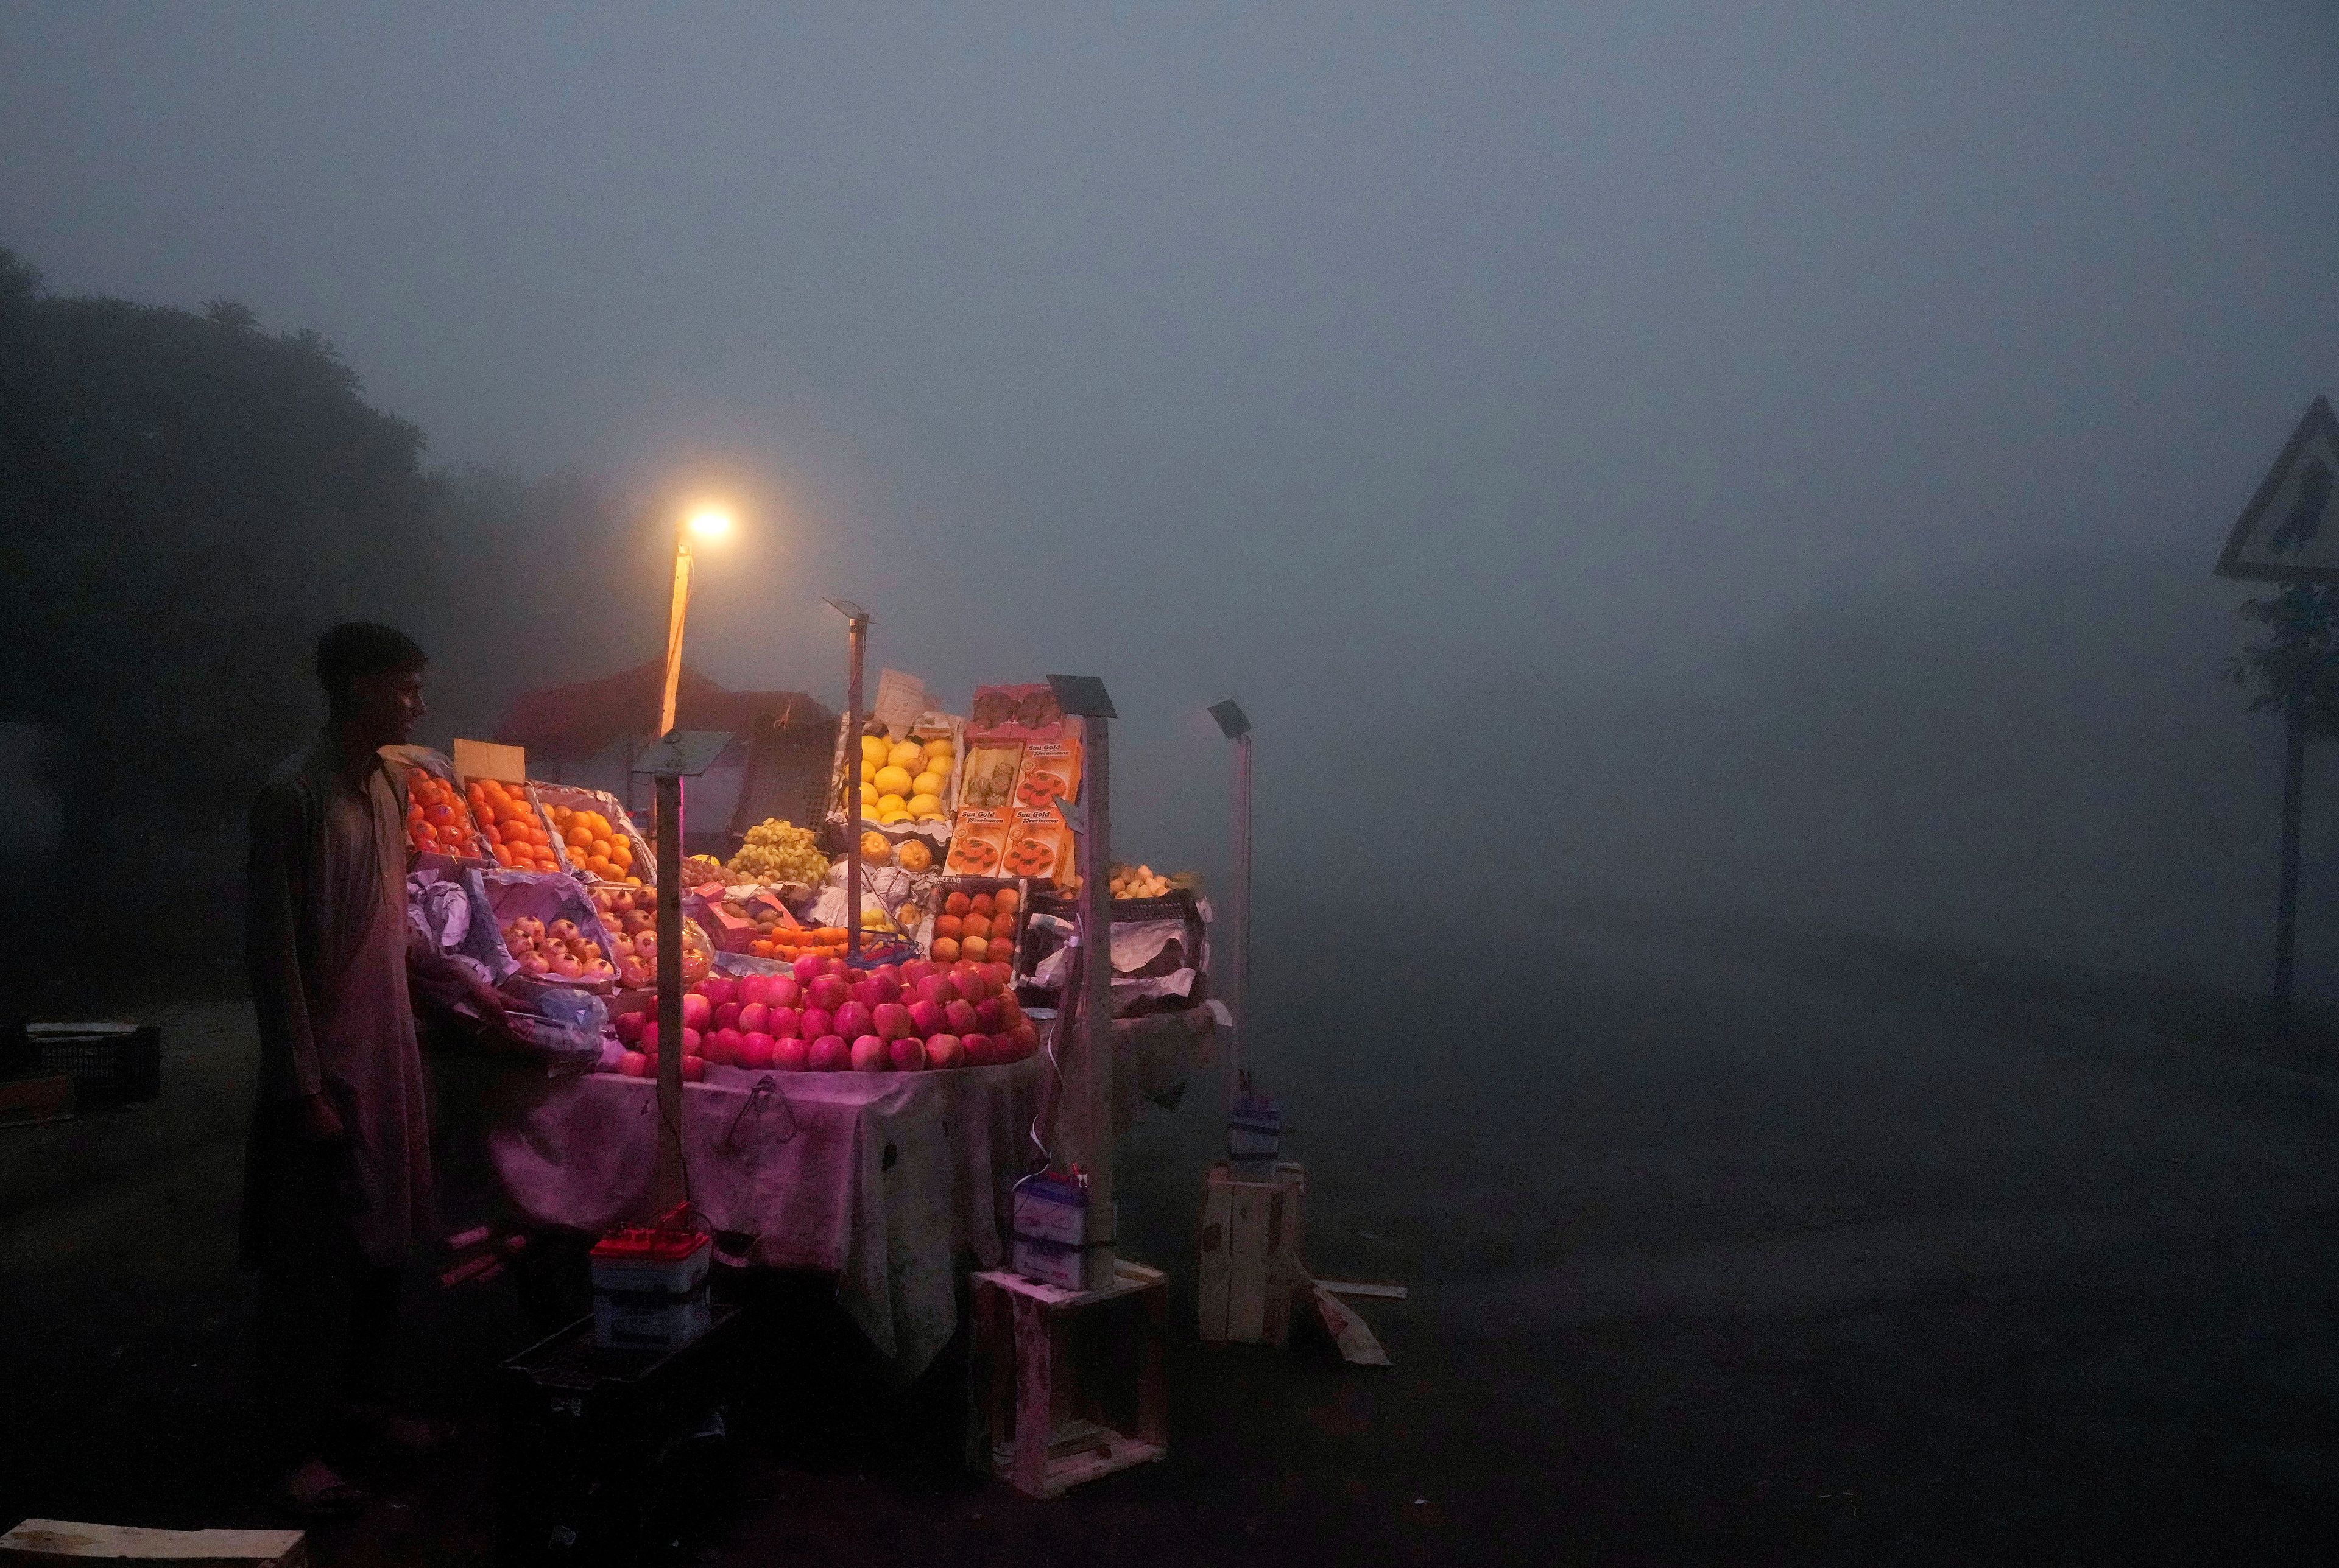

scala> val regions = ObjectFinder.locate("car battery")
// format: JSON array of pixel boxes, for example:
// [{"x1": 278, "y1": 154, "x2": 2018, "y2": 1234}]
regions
[{"x1": 589, "y1": 1222, "x2": 712, "y2": 1351}]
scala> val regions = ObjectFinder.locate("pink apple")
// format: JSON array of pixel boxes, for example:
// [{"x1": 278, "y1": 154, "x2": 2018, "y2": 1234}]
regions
[
  {"x1": 740, "y1": 1032, "x2": 775, "y2": 1069},
  {"x1": 834, "y1": 1000, "x2": 873, "y2": 1041},
  {"x1": 974, "y1": 996, "x2": 1004, "y2": 1033},
  {"x1": 774, "y1": 1036, "x2": 809, "y2": 1071},
  {"x1": 767, "y1": 976, "x2": 802, "y2": 1008},
  {"x1": 799, "y1": 1007, "x2": 833, "y2": 1042},
  {"x1": 808, "y1": 974, "x2": 849, "y2": 1013},
  {"x1": 987, "y1": 961, "x2": 1013, "y2": 988},
  {"x1": 613, "y1": 1011, "x2": 646, "y2": 1044},
  {"x1": 873, "y1": 1002, "x2": 911, "y2": 1041},
  {"x1": 808, "y1": 1034, "x2": 850, "y2": 1071},
  {"x1": 716, "y1": 1027, "x2": 748, "y2": 1062},
  {"x1": 681, "y1": 1054, "x2": 706, "y2": 1081},
  {"x1": 850, "y1": 1034, "x2": 889, "y2": 1072},
  {"x1": 792, "y1": 953, "x2": 825, "y2": 985},
  {"x1": 944, "y1": 998, "x2": 979, "y2": 1035},
  {"x1": 700, "y1": 977, "x2": 738, "y2": 1010},
  {"x1": 908, "y1": 999, "x2": 945, "y2": 1038},
  {"x1": 640, "y1": 1020, "x2": 658, "y2": 1052},
  {"x1": 681, "y1": 993, "x2": 713, "y2": 1030},
  {"x1": 714, "y1": 1001, "x2": 743, "y2": 1032},
  {"x1": 873, "y1": 963, "x2": 904, "y2": 994},
  {"x1": 889, "y1": 1036, "x2": 928, "y2": 1072},
  {"x1": 1007, "y1": 1021, "x2": 1039, "y2": 1059},
  {"x1": 766, "y1": 1006, "x2": 800, "y2": 1040},
  {"x1": 848, "y1": 979, "x2": 881, "y2": 1011},
  {"x1": 736, "y1": 975, "x2": 769, "y2": 1007},
  {"x1": 901, "y1": 958, "x2": 934, "y2": 985},
  {"x1": 825, "y1": 957, "x2": 852, "y2": 979},
  {"x1": 997, "y1": 995, "x2": 1023, "y2": 1028},
  {"x1": 961, "y1": 1032, "x2": 995, "y2": 1066},
  {"x1": 919, "y1": 976, "x2": 959, "y2": 1008},
  {"x1": 738, "y1": 1001, "x2": 769, "y2": 1036},
  {"x1": 618, "y1": 1050, "x2": 650, "y2": 1078},
  {"x1": 925, "y1": 1034, "x2": 964, "y2": 1069}
]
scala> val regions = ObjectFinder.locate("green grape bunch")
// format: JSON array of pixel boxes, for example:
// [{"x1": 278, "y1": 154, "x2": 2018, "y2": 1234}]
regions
[{"x1": 727, "y1": 818, "x2": 831, "y2": 885}]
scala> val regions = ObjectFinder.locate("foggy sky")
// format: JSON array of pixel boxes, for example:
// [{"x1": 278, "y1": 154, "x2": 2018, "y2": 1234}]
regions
[{"x1": 7, "y1": 2, "x2": 2338, "y2": 978}]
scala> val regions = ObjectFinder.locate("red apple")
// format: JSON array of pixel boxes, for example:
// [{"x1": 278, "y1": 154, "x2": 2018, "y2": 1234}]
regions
[
  {"x1": 873, "y1": 1002, "x2": 911, "y2": 1041},
  {"x1": 681, "y1": 1026, "x2": 703, "y2": 1055},
  {"x1": 824, "y1": 957, "x2": 852, "y2": 979},
  {"x1": 613, "y1": 1011, "x2": 646, "y2": 1044},
  {"x1": 974, "y1": 996, "x2": 1005, "y2": 1033},
  {"x1": 740, "y1": 1032, "x2": 775, "y2": 1069},
  {"x1": 681, "y1": 993, "x2": 713, "y2": 1030},
  {"x1": 799, "y1": 1007, "x2": 834, "y2": 1042},
  {"x1": 681, "y1": 1054, "x2": 706, "y2": 1081},
  {"x1": 714, "y1": 1001, "x2": 743, "y2": 1032},
  {"x1": 700, "y1": 977, "x2": 738, "y2": 1010},
  {"x1": 736, "y1": 975, "x2": 769, "y2": 1007},
  {"x1": 834, "y1": 1000, "x2": 873, "y2": 1041},
  {"x1": 640, "y1": 1020, "x2": 658, "y2": 1052},
  {"x1": 907, "y1": 999, "x2": 945, "y2": 1038},
  {"x1": 618, "y1": 1050, "x2": 650, "y2": 1078},
  {"x1": 808, "y1": 1035, "x2": 850, "y2": 1072},
  {"x1": 850, "y1": 1034, "x2": 889, "y2": 1072},
  {"x1": 925, "y1": 1034, "x2": 964, "y2": 1069},
  {"x1": 848, "y1": 979, "x2": 881, "y2": 1011},
  {"x1": 767, "y1": 1006, "x2": 801, "y2": 1040},
  {"x1": 808, "y1": 974, "x2": 849, "y2": 1013},
  {"x1": 767, "y1": 976, "x2": 802, "y2": 1008},
  {"x1": 889, "y1": 1036, "x2": 928, "y2": 1072},
  {"x1": 792, "y1": 953, "x2": 825, "y2": 985},
  {"x1": 944, "y1": 998, "x2": 979, "y2": 1035},
  {"x1": 1007, "y1": 1021, "x2": 1040, "y2": 1059},
  {"x1": 774, "y1": 1036, "x2": 808, "y2": 1071},
  {"x1": 738, "y1": 1001, "x2": 769, "y2": 1036},
  {"x1": 901, "y1": 958, "x2": 934, "y2": 985},
  {"x1": 961, "y1": 1032, "x2": 996, "y2": 1066},
  {"x1": 873, "y1": 963, "x2": 904, "y2": 996},
  {"x1": 713, "y1": 1027, "x2": 746, "y2": 1064},
  {"x1": 918, "y1": 976, "x2": 959, "y2": 1008}
]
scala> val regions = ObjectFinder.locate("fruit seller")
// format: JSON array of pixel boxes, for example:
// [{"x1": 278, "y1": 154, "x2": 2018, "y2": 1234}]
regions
[{"x1": 239, "y1": 622, "x2": 500, "y2": 1517}]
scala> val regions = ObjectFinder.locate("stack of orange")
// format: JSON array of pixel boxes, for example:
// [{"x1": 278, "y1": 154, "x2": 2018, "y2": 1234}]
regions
[
  {"x1": 748, "y1": 926, "x2": 852, "y2": 963},
  {"x1": 548, "y1": 803, "x2": 641, "y2": 885},
  {"x1": 405, "y1": 772, "x2": 482, "y2": 859},
  {"x1": 465, "y1": 778, "x2": 563, "y2": 873}
]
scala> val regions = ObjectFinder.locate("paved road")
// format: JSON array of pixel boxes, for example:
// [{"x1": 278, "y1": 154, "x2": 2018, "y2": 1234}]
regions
[{"x1": 7, "y1": 918, "x2": 2339, "y2": 1564}]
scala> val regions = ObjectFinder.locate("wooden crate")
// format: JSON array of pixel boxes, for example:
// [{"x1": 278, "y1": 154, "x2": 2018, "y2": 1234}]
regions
[
  {"x1": 1197, "y1": 1161, "x2": 1307, "y2": 1346},
  {"x1": 972, "y1": 1260, "x2": 1168, "y2": 1499}
]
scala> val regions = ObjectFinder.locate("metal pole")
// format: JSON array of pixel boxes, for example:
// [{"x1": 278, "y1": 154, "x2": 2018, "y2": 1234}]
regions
[
  {"x1": 1229, "y1": 729, "x2": 1252, "y2": 1107},
  {"x1": 2276, "y1": 690, "x2": 2307, "y2": 1004},
  {"x1": 654, "y1": 770, "x2": 686, "y2": 1212},
  {"x1": 1078, "y1": 714, "x2": 1115, "y2": 1286},
  {"x1": 844, "y1": 615, "x2": 867, "y2": 957},
  {"x1": 659, "y1": 542, "x2": 693, "y2": 739}
]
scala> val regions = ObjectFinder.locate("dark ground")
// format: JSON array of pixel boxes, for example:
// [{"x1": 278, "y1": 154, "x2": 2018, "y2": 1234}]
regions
[{"x1": 9, "y1": 912, "x2": 2339, "y2": 1565}]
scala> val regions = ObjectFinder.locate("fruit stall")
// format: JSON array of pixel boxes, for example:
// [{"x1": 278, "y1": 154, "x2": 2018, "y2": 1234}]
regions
[{"x1": 400, "y1": 678, "x2": 1217, "y2": 1377}]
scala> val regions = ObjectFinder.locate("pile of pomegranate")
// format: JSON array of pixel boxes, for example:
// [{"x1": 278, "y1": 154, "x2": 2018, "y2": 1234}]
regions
[{"x1": 606, "y1": 951, "x2": 1039, "y2": 1078}]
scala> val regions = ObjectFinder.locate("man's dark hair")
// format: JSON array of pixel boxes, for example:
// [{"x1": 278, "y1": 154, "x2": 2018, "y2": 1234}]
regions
[{"x1": 316, "y1": 622, "x2": 426, "y2": 708}]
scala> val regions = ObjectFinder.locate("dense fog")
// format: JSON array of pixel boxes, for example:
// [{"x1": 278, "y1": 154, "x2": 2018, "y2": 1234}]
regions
[{"x1": 4, "y1": 0, "x2": 2335, "y2": 1006}]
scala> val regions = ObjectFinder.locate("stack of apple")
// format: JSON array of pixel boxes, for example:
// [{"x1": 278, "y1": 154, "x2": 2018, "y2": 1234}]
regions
[
  {"x1": 504, "y1": 916, "x2": 616, "y2": 983},
  {"x1": 604, "y1": 950, "x2": 1040, "y2": 1078}
]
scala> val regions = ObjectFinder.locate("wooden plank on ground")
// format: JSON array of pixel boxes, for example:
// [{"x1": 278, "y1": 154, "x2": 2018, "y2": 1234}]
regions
[
  {"x1": 1314, "y1": 1280, "x2": 1409, "y2": 1301},
  {"x1": 1, "y1": 1521, "x2": 306, "y2": 1566}
]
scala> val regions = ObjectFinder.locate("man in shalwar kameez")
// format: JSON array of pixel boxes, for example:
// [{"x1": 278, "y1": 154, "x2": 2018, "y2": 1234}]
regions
[{"x1": 241, "y1": 622, "x2": 495, "y2": 1516}]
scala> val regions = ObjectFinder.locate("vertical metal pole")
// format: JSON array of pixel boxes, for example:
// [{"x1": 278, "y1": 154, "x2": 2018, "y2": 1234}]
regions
[
  {"x1": 654, "y1": 770, "x2": 686, "y2": 1212},
  {"x1": 1228, "y1": 729, "x2": 1252, "y2": 1108},
  {"x1": 659, "y1": 542, "x2": 693, "y2": 739},
  {"x1": 1078, "y1": 715, "x2": 1116, "y2": 1286},
  {"x1": 844, "y1": 616, "x2": 867, "y2": 958},
  {"x1": 2276, "y1": 691, "x2": 2307, "y2": 1004}
]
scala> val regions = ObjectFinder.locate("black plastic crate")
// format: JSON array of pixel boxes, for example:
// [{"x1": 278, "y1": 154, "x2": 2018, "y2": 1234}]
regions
[
  {"x1": 26, "y1": 1023, "x2": 161, "y2": 1105},
  {"x1": 497, "y1": 1304, "x2": 744, "y2": 1565}
]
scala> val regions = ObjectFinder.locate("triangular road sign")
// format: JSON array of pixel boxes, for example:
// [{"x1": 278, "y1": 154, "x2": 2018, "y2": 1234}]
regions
[{"x1": 2217, "y1": 395, "x2": 2339, "y2": 583}]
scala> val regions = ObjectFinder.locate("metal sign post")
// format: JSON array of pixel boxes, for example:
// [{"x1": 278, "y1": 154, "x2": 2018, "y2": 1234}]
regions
[
  {"x1": 1207, "y1": 700, "x2": 1253, "y2": 1110},
  {"x1": 2216, "y1": 396, "x2": 2339, "y2": 1004},
  {"x1": 826, "y1": 599, "x2": 872, "y2": 957},
  {"x1": 1050, "y1": 673, "x2": 1118, "y2": 1289},
  {"x1": 637, "y1": 728, "x2": 733, "y2": 1214}
]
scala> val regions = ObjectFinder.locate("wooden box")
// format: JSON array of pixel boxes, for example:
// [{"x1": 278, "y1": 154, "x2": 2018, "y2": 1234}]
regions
[
  {"x1": 1198, "y1": 1161, "x2": 1307, "y2": 1346},
  {"x1": 972, "y1": 1261, "x2": 1168, "y2": 1499}
]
